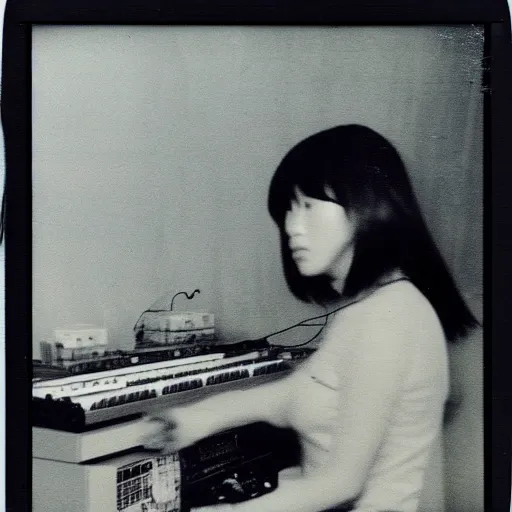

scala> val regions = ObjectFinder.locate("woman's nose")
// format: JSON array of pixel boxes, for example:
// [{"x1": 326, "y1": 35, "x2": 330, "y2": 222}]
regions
[{"x1": 284, "y1": 207, "x2": 304, "y2": 236}]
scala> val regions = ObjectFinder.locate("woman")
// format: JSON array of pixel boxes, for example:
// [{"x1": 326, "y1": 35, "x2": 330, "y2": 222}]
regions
[{"x1": 141, "y1": 125, "x2": 478, "y2": 512}]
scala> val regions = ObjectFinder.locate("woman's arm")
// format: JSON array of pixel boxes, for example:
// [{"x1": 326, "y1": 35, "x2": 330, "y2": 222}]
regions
[
  {"x1": 186, "y1": 371, "x2": 295, "y2": 432},
  {"x1": 141, "y1": 372, "x2": 294, "y2": 452},
  {"x1": 192, "y1": 325, "x2": 406, "y2": 512},
  {"x1": 194, "y1": 284, "x2": 443, "y2": 512}
]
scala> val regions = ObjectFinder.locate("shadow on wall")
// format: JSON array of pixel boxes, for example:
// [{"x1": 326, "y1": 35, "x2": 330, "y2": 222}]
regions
[{"x1": 443, "y1": 295, "x2": 483, "y2": 512}]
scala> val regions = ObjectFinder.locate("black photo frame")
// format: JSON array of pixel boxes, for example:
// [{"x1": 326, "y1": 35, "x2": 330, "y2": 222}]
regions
[{"x1": 2, "y1": 1, "x2": 511, "y2": 511}]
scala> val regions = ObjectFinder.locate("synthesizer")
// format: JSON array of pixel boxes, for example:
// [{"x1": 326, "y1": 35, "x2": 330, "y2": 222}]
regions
[
  {"x1": 35, "y1": 338, "x2": 274, "y2": 377},
  {"x1": 179, "y1": 422, "x2": 300, "y2": 509},
  {"x1": 32, "y1": 346, "x2": 314, "y2": 432},
  {"x1": 33, "y1": 421, "x2": 301, "y2": 512}
]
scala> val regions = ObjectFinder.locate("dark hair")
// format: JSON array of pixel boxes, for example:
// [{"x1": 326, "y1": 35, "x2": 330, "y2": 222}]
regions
[{"x1": 268, "y1": 124, "x2": 478, "y2": 342}]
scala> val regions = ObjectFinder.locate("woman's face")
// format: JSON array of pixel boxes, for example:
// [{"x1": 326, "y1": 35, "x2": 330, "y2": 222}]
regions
[{"x1": 284, "y1": 188, "x2": 356, "y2": 281}]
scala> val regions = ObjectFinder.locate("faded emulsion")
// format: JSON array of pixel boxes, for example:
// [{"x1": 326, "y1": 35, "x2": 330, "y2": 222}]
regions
[{"x1": 29, "y1": 25, "x2": 484, "y2": 512}]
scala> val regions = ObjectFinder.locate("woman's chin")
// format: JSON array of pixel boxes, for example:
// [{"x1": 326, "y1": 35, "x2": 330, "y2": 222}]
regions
[{"x1": 295, "y1": 264, "x2": 321, "y2": 277}]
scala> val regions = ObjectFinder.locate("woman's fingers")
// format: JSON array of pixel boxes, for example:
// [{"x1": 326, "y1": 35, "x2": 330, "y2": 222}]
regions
[
  {"x1": 138, "y1": 407, "x2": 197, "y2": 453},
  {"x1": 144, "y1": 412, "x2": 178, "y2": 429},
  {"x1": 141, "y1": 431, "x2": 175, "y2": 449},
  {"x1": 139, "y1": 412, "x2": 179, "y2": 450}
]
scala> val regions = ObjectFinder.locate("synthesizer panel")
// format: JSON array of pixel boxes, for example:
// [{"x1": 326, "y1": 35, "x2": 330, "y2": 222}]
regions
[
  {"x1": 32, "y1": 343, "x2": 311, "y2": 511},
  {"x1": 32, "y1": 349, "x2": 314, "y2": 432}
]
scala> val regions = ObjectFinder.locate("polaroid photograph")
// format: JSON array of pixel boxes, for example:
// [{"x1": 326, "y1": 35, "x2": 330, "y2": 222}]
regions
[{"x1": 2, "y1": 2, "x2": 510, "y2": 512}]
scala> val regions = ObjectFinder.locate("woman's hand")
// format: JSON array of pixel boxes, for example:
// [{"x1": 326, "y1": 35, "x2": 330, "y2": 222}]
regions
[{"x1": 139, "y1": 406, "x2": 209, "y2": 453}]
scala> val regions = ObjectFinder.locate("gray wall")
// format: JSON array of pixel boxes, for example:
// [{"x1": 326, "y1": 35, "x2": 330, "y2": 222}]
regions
[{"x1": 32, "y1": 25, "x2": 483, "y2": 512}]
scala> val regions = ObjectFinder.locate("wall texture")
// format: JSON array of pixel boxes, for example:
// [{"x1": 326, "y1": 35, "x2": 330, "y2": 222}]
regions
[{"x1": 32, "y1": 25, "x2": 483, "y2": 512}]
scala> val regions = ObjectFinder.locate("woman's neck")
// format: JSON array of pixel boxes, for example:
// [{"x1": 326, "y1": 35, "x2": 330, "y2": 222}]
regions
[
  {"x1": 330, "y1": 267, "x2": 407, "y2": 303},
  {"x1": 375, "y1": 268, "x2": 407, "y2": 287},
  {"x1": 328, "y1": 245, "x2": 355, "y2": 295}
]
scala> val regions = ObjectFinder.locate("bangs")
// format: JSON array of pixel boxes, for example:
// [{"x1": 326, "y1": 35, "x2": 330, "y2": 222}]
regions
[
  {"x1": 268, "y1": 127, "x2": 360, "y2": 225},
  {"x1": 268, "y1": 155, "x2": 343, "y2": 225}
]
